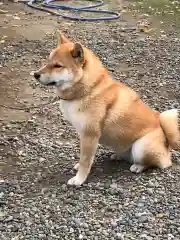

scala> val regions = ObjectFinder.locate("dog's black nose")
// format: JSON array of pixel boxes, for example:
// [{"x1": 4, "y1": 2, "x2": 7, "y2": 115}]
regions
[{"x1": 34, "y1": 72, "x2": 40, "y2": 80}]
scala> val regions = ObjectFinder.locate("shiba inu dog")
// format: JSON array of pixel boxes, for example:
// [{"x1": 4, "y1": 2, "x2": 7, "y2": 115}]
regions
[{"x1": 34, "y1": 32, "x2": 180, "y2": 186}]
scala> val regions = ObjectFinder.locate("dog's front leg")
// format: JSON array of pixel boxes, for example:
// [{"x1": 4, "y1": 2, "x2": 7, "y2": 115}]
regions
[{"x1": 67, "y1": 134, "x2": 99, "y2": 186}]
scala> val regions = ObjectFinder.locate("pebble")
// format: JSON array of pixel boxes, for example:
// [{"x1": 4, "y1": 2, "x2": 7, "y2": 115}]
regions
[
  {"x1": 0, "y1": 192, "x2": 4, "y2": 198},
  {"x1": 147, "y1": 188, "x2": 153, "y2": 195},
  {"x1": 116, "y1": 233, "x2": 124, "y2": 240},
  {"x1": 79, "y1": 234, "x2": 83, "y2": 239},
  {"x1": 4, "y1": 216, "x2": 13, "y2": 222},
  {"x1": 111, "y1": 220, "x2": 118, "y2": 228},
  {"x1": 110, "y1": 183, "x2": 118, "y2": 189}
]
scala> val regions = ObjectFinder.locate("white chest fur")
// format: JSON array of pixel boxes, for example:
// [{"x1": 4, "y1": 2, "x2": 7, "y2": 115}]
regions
[{"x1": 59, "y1": 99, "x2": 86, "y2": 134}]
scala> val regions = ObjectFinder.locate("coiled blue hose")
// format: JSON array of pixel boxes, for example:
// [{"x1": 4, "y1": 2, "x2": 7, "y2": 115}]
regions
[{"x1": 22, "y1": 0, "x2": 121, "y2": 21}]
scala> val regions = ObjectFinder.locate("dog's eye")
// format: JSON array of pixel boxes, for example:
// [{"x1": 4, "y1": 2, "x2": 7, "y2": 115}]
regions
[{"x1": 54, "y1": 64, "x2": 62, "y2": 68}]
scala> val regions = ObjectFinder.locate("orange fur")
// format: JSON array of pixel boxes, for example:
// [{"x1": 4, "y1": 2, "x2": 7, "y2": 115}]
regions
[{"x1": 34, "y1": 33, "x2": 180, "y2": 185}]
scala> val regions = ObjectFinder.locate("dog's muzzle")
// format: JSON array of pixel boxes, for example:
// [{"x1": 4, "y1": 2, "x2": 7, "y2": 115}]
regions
[{"x1": 34, "y1": 72, "x2": 56, "y2": 86}]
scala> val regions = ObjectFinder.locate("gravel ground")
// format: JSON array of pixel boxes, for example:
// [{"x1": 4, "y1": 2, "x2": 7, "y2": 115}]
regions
[{"x1": 0, "y1": 1, "x2": 180, "y2": 240}]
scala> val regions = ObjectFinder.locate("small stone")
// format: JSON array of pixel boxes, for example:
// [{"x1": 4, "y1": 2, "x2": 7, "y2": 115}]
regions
[
  {"x1": 137, "y1": 202, "x2": 144, "y2": 207},
  {"x1": 70, "y1": 228, "x2": 74, "y2": 233},
  {"x1": 13, "y1": 16, "x2": 20, "y2": 20},
  {"x1": 83, "y1": 223, "x2": 88, "y2": 228},
  {"x1": 140, "y1": 234, "x2": 153, "y2": 240},
  {"x1": 147, "y1": 188, "x2": 153, "y2": 195},
  {"x1": 110, "y1": 183, "x2": 118, "y2": 189},
  {"x1": 39, "y1": 157, "x2": 46, "y2": 163},
  {"x1": 167, "y1": 234, "x2": 174, "y2": 239},
  {"x1": 74, "y1": 218, "x2": 81, "y2": 226},
  {"x1": 116, "y1": 233, "x2": 124, "y2": 240},
  {"x1": 0, "y1": 192, "x2": 4, "y2": 198},
  {"x1": 11, "y1": 236, "x2": 20, "y2": 240},
  {"x1": 4, "y1": 216, "x2": 13, "y2": 222},
  {"x1": 9, "y1": 192, "x2": 14, "y2": 197},
  {"x1": 148, "y1": 180, "x2": 154, "y2": 187},
  {"x1": 0, "y1": 210, "x2": 6, "y2": 217},
  {"x1": 139, "y1": 215, "x2": 148, "y2": 223},
  {"x1": 79, "y1": 234, "x2": 83, "y2": 239},
  {"x1": 38, "y1": 234, "x2": 46, "y2": 239},
  {"x1": 111, "y1": 220, "x2": 118, "y2": 228},
  {"x1": 18, "y1": 150, "x2": 25, "y2": 156},
  {"x1": 61, "y1": 184, "x2": 67, "y2": 191}
]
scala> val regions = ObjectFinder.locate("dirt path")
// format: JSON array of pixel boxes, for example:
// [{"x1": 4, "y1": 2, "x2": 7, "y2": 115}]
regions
[{"x1": 0, "y1": 1, "x2": 180, "y2": 240}]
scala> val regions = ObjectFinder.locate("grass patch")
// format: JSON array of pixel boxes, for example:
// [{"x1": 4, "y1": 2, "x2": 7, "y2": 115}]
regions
[
  {"x1": 129, "y1": 0, "x2": 180, "y2": 31},
  {"x1": 130, "y1": 0, "x2": 180, "y2": 16}
]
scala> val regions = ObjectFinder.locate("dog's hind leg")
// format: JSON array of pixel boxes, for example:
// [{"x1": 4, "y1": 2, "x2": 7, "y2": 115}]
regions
[
  {"x1": 130, "y1": 128, "x2": 172, "y2": 173},
  {"x1": 130, "y1": 137, "x2": 148, "y2": 173}
]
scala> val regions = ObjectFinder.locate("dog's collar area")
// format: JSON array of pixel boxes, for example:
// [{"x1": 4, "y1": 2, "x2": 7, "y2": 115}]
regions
[
  {"x1": 82, "y1": 60, "x2": 87, "y2": 69},
  {"x1": 56, "y1": 68, "x2": 107, "y2": 101}
]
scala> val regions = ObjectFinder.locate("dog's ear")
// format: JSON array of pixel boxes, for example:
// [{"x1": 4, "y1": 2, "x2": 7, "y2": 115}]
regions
[
  {"x1": 57, "y1": 32, "x2": 70, "y2": 46},
  {"x1": 71, "y1": 43, "x2": 84, "y2": 63}
]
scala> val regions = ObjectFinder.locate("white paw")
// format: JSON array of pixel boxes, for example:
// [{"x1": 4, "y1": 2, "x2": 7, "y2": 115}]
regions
[
  {"x1": 73, "y1": 163, "x2": 79, "y2": 171},
  {"x1": 130, "y1": 164, "x2": 145, "y2": 173},
  {"x1": 67, "y1": 175, "x2": 84, "y2": 186}
]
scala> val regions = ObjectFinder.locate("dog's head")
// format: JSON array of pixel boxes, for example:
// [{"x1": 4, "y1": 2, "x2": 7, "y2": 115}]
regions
[{"x1": 34, "y1": 33, "x2": 85, "y2": 90}]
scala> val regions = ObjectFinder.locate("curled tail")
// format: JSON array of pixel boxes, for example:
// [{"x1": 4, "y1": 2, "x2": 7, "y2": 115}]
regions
[{"x1": 160, "y1": 109, "x2": 180, "y2": 150}]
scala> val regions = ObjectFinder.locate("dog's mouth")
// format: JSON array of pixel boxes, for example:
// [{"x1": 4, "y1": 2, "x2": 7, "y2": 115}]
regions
[{"x1": 46, "y1": 81, "x2": 57, "y2": 86}]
